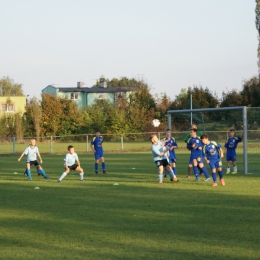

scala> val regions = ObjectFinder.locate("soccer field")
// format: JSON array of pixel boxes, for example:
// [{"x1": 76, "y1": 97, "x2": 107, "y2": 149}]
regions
[{"x1": 0, "y1": 153, "x2": 260, "y2": 260}]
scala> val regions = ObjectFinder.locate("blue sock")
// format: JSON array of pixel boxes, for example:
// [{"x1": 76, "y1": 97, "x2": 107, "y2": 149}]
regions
[
  {"x1": 201, "y1": 167, "x2": 210, "y2": 178},
  {"x1": 169, "y1": 171, "x2": 174, "y2": 179},
  {"x1": 158, "y1": 173, "x2": 163, "y2": 182},
  {"x1": 173, "y1": 167, "x2": 177, "y2": 175},
  {"x1": 40, "y1": 168, "x2": 47, "y2": 178},
  {"x1": 218, "y1": 170, "x2": 223, "y2": 179},
  {"x1": 212, "y1": 172, "x2": 217, "y2": 182},
  {"x1": 36, "y1": 167, "x2": 41, "y2": 175},
  {"x1": 193, "y1": 166, "x2": 199, "y2": 178},
  {"x1": 27, "y1": 169, "x2": 31, "y2": 180},
  {"x1": 102, "y1": 162, "x2": 106, "y2": 171},
  {"x1": 95, "y1": 163, "x2": 98, "y2": 172}
]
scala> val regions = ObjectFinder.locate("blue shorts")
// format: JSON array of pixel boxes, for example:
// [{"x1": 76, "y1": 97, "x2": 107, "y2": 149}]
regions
[
  {"x1": 169, "y1": 157, "x2": 177, "y2": 164},
  {"x1": 209, "y1": 160, "x2": 222, "y2": 170},
  {"x1": 189, "y1": 156, "x2": 204, "y2": 165},
  {"x1": 226, "y1": 149, "x2": 236, "y2": 162},
  {"x1": 95, "y1": 151, "x2": 104, "y2": 160}
]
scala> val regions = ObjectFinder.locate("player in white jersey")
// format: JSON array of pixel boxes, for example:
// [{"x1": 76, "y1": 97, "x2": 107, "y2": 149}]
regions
[
  {"x1": 150, "y1": 134, "x2": 179, "y2": 184},
  {"x1": 18, "y1": 138, "x2": 49, "y2": 180},
  {"x1": 57, "y1": 145, "x2": 85, "y2": 182}
]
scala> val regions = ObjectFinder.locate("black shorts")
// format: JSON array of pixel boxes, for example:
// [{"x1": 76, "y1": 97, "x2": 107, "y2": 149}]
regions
[
  {"x1": 68, "y1": 164, "x2": 78, "y2": 170},
  {"x1": 155, "y1": 159, "x2": 169, "y2": 168},
  {"x1": 28, "y1": 160, "x2": 39, "y2": 166}
]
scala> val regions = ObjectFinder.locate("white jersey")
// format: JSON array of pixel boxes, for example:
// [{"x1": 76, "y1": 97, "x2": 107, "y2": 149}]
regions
[
  {"x1": 64, "y1": 152, "x2": 79, "y2": 166},
  {"x1": 23, "y1": 146, "x2": 39, "y2": 162},
  {"x1": 151, "y1": 141, "x2": 167, "y2": 162}
]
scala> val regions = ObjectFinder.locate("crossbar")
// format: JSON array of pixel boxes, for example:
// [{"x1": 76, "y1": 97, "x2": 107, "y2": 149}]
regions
[{"x1": 167, "y1": 106, "x2": 248, "y2": 174}]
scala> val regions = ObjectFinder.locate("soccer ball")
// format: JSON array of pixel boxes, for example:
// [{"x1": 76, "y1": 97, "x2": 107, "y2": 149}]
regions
[{"x1": 151, "y1": 119, "x2": 161, "y2": 127}]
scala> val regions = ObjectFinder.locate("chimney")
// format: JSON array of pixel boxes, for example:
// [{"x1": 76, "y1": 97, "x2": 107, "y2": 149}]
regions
[
  {"x1": 100, "y1": 78, "x2": 107, "y2": 88},
  {"x1": 77, "y1": 81, "x2": 84, "y2": 88}
]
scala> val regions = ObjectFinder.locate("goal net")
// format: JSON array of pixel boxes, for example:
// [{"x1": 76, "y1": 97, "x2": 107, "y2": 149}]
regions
[{"x1": 167, "y1": 106, "x2": 260, "y2": 174}]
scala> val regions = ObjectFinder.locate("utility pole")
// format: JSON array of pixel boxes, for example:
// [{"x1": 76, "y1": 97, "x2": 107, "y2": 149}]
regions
[{"x1": 255, "y1": 0, "x2": 260, "y2": 76}]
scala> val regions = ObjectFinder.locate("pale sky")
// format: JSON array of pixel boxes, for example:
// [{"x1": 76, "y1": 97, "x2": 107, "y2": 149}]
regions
[{"x1": 0, "y1": 0, "x2": 258, "y2": 101}]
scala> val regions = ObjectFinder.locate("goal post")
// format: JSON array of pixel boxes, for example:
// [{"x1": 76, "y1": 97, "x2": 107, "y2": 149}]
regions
[{"x1": 167, "y1": 106, "x2": 248, "y2": 174}]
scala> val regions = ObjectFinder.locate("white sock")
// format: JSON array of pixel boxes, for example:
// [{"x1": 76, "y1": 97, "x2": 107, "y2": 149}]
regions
[
  {"x1": 227, "y1": 168, "x2": 230, "y2": 173},
  {"x1": 233, "y1": 166, "x2": 237, "y2": 172},
  {"x1": 59, "y1": 172, "x2": 67, "y2": 181},
  {"x1": 79, "y1": 172, "x2": 84, "y2": 180}
]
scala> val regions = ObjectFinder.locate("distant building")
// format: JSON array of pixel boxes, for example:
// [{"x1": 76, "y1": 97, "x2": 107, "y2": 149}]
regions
[
  {"x1": 0, "y1": 96, "x2": 26, "y2": 114},
  {"x1": 41, "y1": 81, "x2": 135, "y2": 109}
]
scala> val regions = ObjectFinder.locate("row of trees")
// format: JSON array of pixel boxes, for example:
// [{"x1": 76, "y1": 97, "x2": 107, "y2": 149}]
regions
[{"x1": 0, "y1": 76, "x2": 260, "y2": 139}]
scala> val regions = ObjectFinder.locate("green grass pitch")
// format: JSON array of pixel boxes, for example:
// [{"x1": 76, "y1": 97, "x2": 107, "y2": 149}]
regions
[{"x1": 0, "y1": 153, "x2": 260, "y2": 260}]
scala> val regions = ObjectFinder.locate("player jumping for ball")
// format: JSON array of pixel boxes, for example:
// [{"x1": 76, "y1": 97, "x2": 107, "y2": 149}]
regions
[{"x1": 150, "y1": 133, "x2": 179, "y2": 184}]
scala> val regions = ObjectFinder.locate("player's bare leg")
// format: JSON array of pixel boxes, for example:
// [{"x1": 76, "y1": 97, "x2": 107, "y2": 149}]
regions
[
  {"x1": 76, "y1": 166, "x2": 85, "y2": 181},
  {"x1": 187, "y1": 164, "x2": 192, "y2": 178}
]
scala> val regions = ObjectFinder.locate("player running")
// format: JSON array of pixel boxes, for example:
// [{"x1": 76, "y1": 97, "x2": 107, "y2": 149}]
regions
[
  {"x1": 201, "y1": 133, "x2": 225, "y2": 187},
  {"x1": 18, "y1": 138, "x2": 49, "y2": 180}
]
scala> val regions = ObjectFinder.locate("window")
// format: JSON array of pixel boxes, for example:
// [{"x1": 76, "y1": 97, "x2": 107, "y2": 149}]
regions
[
  {"x1": 98, "y1": 94, "x2": 105, "y2": 100},
  {"x1": 70, "y1": 93, "x2": 79, "y2": 100},
  {"x1": 117, "y1": 92, "x2": 125, "y2": 98},
  {"x1": 2, "y1": 104, "x2": 14, "y2": 112}
]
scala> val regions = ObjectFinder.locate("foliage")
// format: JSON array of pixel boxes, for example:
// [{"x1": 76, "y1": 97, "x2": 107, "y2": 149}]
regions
[
  {"x1": 92, "y1": 76, "x2": 140, "y2": 89},
  {"x1": 0, "y1": 114, "x2": 16, "y2": 137},
  {"x1": 240, "y1": 77, "x2": 260, "y2": 107},
  {"x1": 41, "y1": 94, "x2": 82, "y2": 136},
  {"x1": 0, "y1": 76, "x2": 24, "y2": 96}
]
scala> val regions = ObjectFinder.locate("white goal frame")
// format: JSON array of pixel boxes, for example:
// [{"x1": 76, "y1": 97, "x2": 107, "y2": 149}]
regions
[{"x1": 167, "y1": 106, "x2": 248, "y2": 174}]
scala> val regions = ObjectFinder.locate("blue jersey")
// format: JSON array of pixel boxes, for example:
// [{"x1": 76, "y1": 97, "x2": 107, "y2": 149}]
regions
[
  {"x1": 187, "y1": 137, "x2": 203, "y2": 159},
  {"x1": 91, "y1": 136, "x2": 104, "y2": 153},
  {"x1": 203, "y1": 141, "x2": 222, "y2": 162},
  {"x1": 164, "y1": 137, "x2": 177, "y2": 160},
  {"x1": 224, "y1": 136, "x2": 242, "y2": 150}
]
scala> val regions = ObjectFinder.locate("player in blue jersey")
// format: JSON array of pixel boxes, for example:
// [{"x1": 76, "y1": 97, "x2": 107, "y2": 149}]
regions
[
  {"x1": 224, "y1": 129, "x2": 243, "y2": 174},
  {"x1": 201, "y1": 133, "x2": 225, "y2": 187},
  {"x1": 184, "y1": 124, "x2": 203, "y2": 178},
  {"x1": 57, "y1": 145, "x2": 85, "y2": 182},
  {"x1": 150, "y1": 133, "x2": 178, "y2": 184},
  {"x1": 90, "y1": 129, "x2": 108, "y2": 174},
  {"x1": 18, "y1": 138, "x2": 49, "y2": 180},
  {"x1": 164, "y1": 129, "x2": 178, "y2": 178},
  {"x1": 186, "y1": 128, "x2": 210, "y2": 182}
]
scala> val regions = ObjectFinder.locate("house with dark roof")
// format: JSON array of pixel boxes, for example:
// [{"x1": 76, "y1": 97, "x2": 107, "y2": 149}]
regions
[{"x1": 41, "y1": 81, "x2": 135, "y2": 109}]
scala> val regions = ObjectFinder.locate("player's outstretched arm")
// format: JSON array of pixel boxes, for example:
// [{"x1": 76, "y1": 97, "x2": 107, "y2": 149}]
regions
[
  {"x1": 18, "y1": 153, "x2": 24, "y2": 162},
  {"x1": 37, "y1": 152, "x2": 43, "y2": 163}
]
